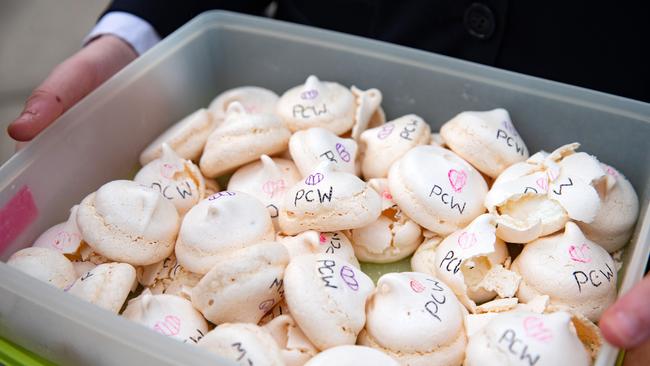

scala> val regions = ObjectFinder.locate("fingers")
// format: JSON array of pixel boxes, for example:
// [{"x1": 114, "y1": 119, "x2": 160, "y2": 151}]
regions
[
  {"x1": 8, "y1": 35, "x2": 137, "y2": 141},
  {"x1": 600, "y1": 273, "x2": 650, "y2": 349}
]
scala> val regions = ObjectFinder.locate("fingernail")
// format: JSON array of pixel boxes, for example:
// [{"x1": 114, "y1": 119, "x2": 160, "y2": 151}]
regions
[{"x1": 13, "y1": 109, "x2": 36, "y2": 125}]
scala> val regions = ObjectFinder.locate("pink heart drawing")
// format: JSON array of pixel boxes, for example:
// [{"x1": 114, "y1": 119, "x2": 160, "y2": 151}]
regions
[
  {"x1": 501, "y1": 120, "x2": 518, "y2": 137},
  {"x1": 382, "y1": 190, "x2": 393, "y2": 201},
  {"x1": 536, "y1": 177, "x2": 548, "y2": 192},
  {"x1": 377, "y1": 123, "x2": 395, "y2": 139},
  {"x1": 523, "y1": 316, "x2": 553, "y2": 342},
  {"x1": 304, "y1": 173, "x2": 325, "y2": 186},
  {"x1": 53, "y1": 231, "x2": 81, "y2": 250},
  {"x1": 335, "y1": 143, "x2": 351, "y2": 162},
  {"x1": 546, "y1": 169, "x2": 558, "y2": 182},
  {"x1": 457, "y1": 231, "x2": 477, "y2": 249},
  {"x1": 604, "y1": 164, "x2": 619, "y2": 178},
  {"x1": 319, "y1": 233, "x2": 327, "y2": 244},
  {"x1": 448, "y1": 169, "x2": 468, "y2": 193},
  {"x1": 300, "y1": 89, "x2": 319, "y2": 100},
  {"x1": 160, "y1": 163, "x2": 178, "y2": 179},
  {"x1": 568, "y1": 244, "x2": 592, "y2": 263},
  {"x1": 410, "y1": 279, "x2": 425, "y2": 293},
  {"x1": 258, "y1": 299, "x2": 276, "y2": 312},
  {"x1": 262, "y1": 179, "x2": 286, "y2": 198},
  {"x1": 208, "y1": 191, "x2": 236, "y2": 201},
  {"x1": 153, "y1": 315, "x2": 181, "y2": 337}
]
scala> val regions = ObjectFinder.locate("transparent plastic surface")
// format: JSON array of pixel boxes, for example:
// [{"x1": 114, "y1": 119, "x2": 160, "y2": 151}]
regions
[{"x1": 0, "y1": 11, "x2": 648, "y2": 366}]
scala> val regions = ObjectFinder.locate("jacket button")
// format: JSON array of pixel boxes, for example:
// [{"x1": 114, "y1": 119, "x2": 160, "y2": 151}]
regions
[{"x1": 464, "y1": 3, "x2": 496, "y2": 40}]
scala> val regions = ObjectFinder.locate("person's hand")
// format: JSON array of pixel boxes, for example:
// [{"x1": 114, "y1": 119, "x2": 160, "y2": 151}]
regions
[
  {"x1": 7, "y1": 35, "x2": 137, "y2": 141},
  {"x1": 600, "y1": 273, "x2": 650, "y2": 350}
]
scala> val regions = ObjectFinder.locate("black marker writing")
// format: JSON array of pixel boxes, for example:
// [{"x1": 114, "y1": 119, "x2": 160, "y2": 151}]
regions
[
  {"x1": 498, "y1": 329, "x2": 540, "y2": 366},
  {"x1": 429, "y1": 184, "x2": 466, "y2": 214},
  {"x1": 552, "y1": 178, "x2": 574, "y2": 196},
  {"x1": 294, "y1": 186, "x2": 334, "y2": 206}
]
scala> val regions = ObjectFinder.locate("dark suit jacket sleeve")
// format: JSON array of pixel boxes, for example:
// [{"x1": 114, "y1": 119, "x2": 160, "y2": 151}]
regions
[{"x1": 104, "y1": 0, "x2": 273, "y2": 38}]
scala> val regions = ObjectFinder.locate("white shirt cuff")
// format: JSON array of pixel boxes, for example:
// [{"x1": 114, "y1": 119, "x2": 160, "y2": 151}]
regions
[{"x1": 84, "y1": 11, "x2": 161, "y2": 55}]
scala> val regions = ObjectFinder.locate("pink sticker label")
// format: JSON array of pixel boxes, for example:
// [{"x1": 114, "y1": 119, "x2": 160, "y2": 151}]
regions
[
  {"x1": 448, "y1": 169, "x2": 467, "y2": 193},
  {"x1": 523, "y1": 316, "x2": 553, "y2": 342},
  {"x1": 153, "y1": 315, "x2": 181, "y2": 336},
  {"x1": 457, "y1": 231, "x2": 477, "y2": 249},
  {"x1": 410, "y1": 280, "x2": 425, "y2": 293},
  {"x1": 0, "y1": 186, "x2": 38, "y2": 253},
  {"x1": 568, "y1": 244, "x2": 592, "y2": 263}
]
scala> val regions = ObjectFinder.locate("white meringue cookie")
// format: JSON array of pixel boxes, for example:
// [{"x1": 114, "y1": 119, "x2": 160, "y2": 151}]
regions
[
  {"x1": 464, "y1": 311, "x2": 590, "y2": 366},
  {"x1": 175, "y1": 191, "x2": 275, "y2": 274},
  {"x1": 200, "y1": 102, "x2": 291, "y2": 178},
  {"x1": 78, "y1": 242, "x2": 110, "y2": 265},
  {"x1": 277, "y1": 75, "x2": 356, "y2": 135},
  {"x1": 208, "y1": 86, "x2": 279, "y2": 123},
  {"x1": 278, "y1": 163, "x2": 382, "y2": 234},
  {"x1": 262, "y1": 314, "x2": 319, "y2": 366},
  {"x1": 7, "y1": 247, "x2": 77, "y2": 289},
  {"x1": 137, "y1": 254, "x2": 201, "y2": 298},
  {"x1": 305, "y1": 345, "x2": 399, "y2": 366},
  {"x1": 277, "y1": 230, "x2": 360, "y2": 268},
  {"x1": 284, "y1": 254, "x2": 374, "y2": 350},
  {"x1": 351, "y1": 210, "x2": 422, "y2": 264},
  {"x1": 358, "y1": 272, "x2": 467, "y2": 366},
  {"x1": 191, "y1": 242, "x2": 289, "y2": 325},
  {"x1": 485, "y1": 143, "x2": 606, "y2": 243},
  {"x1": 66, "y1": 262, "x2": 136, "y2": 313},
  {"x1": 511, "y1": 222, "x2": 617, "y2": 322},
  {"x1": 33, "y1": 205, "x2": 83, "y2": 255},
  {"x1": 135, "y1": 144, "x2": 206, "y2": 216},
  {"x1": 140, "y1": 108, "x2": 215, "y2": 165},
  {"x1": 350, "y1": 86, "x2": 384, "y2": 141},
  {"x1": 228, "y1": 155, "x2": 302, "y2": 226},
  {"x1": 122, "y1": 289, "x2": 208, "y2": 344},
  {"x1": 71, "y1": 260, "x2": 98, "y2": 278},
  {"x1": 350, "y1": 179, "x2": 423, "y2": 263},
  {"x1": 198, "y1": 323, "x2": 285, "y2": 366},
  {"x1": 411, "y1": 214, "x2": 517, "y2": 312},
  {"x1": 440, "y1": 109, "x2": 529, "y2": 178},
  {"x1": 359, "y1": 114, "x2": 431, "y2": 179},
  {"x1": 289, "y1": 127, "x2": 358, "y2": 176},
  {"x1": 203, "y1": 177, "x2": 221, "y2": 196},
  {"x1": 76, "y1": 180, "x2": 180, "y2": 266},
  {"x1": 388, "y1": 145, "x2": 488, "y2": 236},
  {"x1": 577, "y1": 163, "x2": 639, "y2": 252}
]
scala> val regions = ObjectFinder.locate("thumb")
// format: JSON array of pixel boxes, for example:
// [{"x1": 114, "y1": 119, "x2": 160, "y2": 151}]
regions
[
  {"x1": 8, "y1": 35, "x2": 137, "y2": 141},
  {"x1": 600, "y1": 273, "x2": 650, "y2": 349}
]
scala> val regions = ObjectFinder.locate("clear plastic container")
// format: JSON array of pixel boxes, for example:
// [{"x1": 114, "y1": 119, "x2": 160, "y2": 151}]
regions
[{"x1": 0, "y1": 11, "x2": 648, "y2": 366}]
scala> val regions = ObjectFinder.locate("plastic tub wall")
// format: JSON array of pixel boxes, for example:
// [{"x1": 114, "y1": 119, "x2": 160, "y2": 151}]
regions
[{"x1": 0, "y1": 11, "x2": 648, "y2": 366}]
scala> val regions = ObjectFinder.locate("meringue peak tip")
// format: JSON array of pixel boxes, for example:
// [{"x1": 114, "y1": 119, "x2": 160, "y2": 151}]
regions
[{"x1": 225, "y1": 101, "x2": 248, "y2": 116}]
